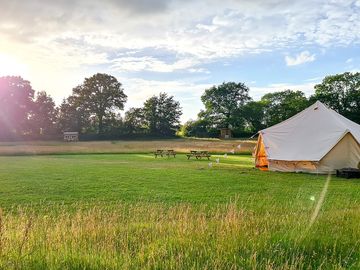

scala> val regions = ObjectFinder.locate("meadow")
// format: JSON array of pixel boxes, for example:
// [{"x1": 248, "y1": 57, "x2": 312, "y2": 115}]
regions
[
  {"x1": 0, "y1": 138, "x2": 255, "y2": 156},
  {"x1": 0, "y1": 140, "x2": 359, "y2": 269}
]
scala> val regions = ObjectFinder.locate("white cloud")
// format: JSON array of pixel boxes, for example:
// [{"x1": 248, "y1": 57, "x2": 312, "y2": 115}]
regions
[
  {"x1": 250, "y1": 82, "x2": 317, "y2": 100},
  {"x1": 346, "y1": 58, "x2": 353, "y2": 63},
  {"x1": 2, "y1": 0, "x2": 360, "y2": 63},
  {"x1": 285, "y1": 51, "x2": 316, "y2": 66},
  {"x1": 1, "y1": 0, "x2": 360, "y2": 121},
  {"x1": 110, "y1": 56, "x2": 205, "y2": 73},
  {"x1": 123, "y1": 78, "x2": 210, "y2": 101},
  {"x1": 196, "y1": 24, "x2": 218, "y2": 32}
]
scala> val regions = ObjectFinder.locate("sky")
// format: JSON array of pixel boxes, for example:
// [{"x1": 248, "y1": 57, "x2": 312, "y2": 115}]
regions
[{"x1": 0, "y1": 0, "x2": 360, "y2": 122}]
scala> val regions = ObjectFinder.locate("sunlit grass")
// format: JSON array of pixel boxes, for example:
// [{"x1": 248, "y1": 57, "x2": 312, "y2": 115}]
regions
[
  {"x1": 1, "y1": 202, "x2": 359, "y2": 269},
  {"x1": 0, "y1": 154, "x2": 359, "y2": 269}
]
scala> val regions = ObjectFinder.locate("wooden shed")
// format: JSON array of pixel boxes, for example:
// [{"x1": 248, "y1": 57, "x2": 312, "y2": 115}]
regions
[{"x1": 220, "y1": 128, "x2": 232, "y2": 139}]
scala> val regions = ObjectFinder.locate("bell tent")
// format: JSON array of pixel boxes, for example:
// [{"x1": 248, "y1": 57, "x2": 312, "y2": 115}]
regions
[{"x1": 254, "y1": 101, "x2": 360, "y2": 173}]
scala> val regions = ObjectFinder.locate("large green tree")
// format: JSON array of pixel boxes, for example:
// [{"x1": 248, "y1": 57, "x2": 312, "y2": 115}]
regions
[
  {"x1": 181, "y1": 118, "x2": 216, "y2": 138},
  {"x1": 101, "y1": 113, "x2": 124, "y2": 136},
  {"x1": 261, "y1": 90, "x2": 309, "y2": 126},
  {"x1": 242, "y1": 101, "x2": 266, "y2": 132},
  {"x1": 0, "y1": 76, "x2": 34, "y2": 139},
  {"x1": 124, "y1": 108, "x2": 146, "y2": 134},
  {"x1": 143, "y1": 93, "x2": 182, "y2": 136},
  {"x1": 201, "y1": 82, "x2": 251, "y2": 129},
  {"x1": 30, "y1": 91, "x2": 57, "y2": 136},
  {"x1": 312, "y1": 72, "x2": 360, "y2": 123},
  {"x1": 72, "y1": 73, "x2": 127, "y2": 134},
  {"x1": 57, "y1": 95, "x2": 90, "y2": 133}
]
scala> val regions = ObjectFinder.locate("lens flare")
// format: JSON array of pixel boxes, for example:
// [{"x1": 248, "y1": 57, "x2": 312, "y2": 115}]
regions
[{"x1": 308, "y1": 173, "x2": 331, "y2": 228}]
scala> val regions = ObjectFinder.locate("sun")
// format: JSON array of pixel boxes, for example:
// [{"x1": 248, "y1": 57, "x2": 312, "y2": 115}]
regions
[{"x1": 0, "y1": 53, "x2": 28, "y2": 77}]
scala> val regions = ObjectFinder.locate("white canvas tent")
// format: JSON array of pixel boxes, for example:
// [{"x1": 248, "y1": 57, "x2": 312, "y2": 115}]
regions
[{"x1": 254, "y1": 101, "x2": 360, "y2": 173}]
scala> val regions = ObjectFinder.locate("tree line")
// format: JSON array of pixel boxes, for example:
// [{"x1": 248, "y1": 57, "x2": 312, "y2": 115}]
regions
[
  {"x1": 0, "y1": 72, "x2": 359, "y2": 141},
  {"x1": 0, "y1": 73, "x2": 181, "y2": 140},
  {"x1": 182, "y1": 72, "x2": 360, "y2": 138}
]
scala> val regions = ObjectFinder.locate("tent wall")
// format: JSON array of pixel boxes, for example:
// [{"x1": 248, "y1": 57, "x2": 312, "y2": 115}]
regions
[
  {"x1": 268, "y1": 133, "x2": 360, "y2": 173},
  {"x1": 268, "y1": 160, "x2": 318, "y2": 173},
  {"x1": 318, "y1": 133, "x2": 360, "y2": 173}
]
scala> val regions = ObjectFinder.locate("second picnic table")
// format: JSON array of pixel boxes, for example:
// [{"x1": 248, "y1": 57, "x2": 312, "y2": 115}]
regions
[
  {"x1": 186, "y1": 150, "x2": 211, "y2": 160},
  {"x1": 154, "y1": 149, "x2": 176, "y2": 158}
]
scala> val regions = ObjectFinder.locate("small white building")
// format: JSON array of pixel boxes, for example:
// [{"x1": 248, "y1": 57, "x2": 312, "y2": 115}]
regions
[{"x1": 63, "y1": 132, "x2": 79, "y2": 142}]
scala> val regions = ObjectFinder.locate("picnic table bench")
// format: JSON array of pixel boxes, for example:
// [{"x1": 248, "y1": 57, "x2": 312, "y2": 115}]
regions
[
  {"x1": 186, "y1": 150, "x2": 211, "y2": 160},
  {"x1": 154, "y1": 149, "x2": 176, "y2": 158}
]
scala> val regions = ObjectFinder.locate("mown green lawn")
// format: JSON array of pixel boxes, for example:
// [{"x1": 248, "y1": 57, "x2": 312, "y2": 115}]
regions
[
  {"x1": 0, "y1": 154, "x2": 359, "y2": 269},
  {"x1": 1, "y1": 153, "x2": 357, "y2": 208}
]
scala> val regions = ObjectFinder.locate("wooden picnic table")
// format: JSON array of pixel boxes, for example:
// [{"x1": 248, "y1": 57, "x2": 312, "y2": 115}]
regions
[
  {"x1": 186, "y1": 150, "x2": 211, "y2": 160},
  {"x1": 154, "y1": 149, "x2": 176, "y2": 158},
  {"x1": 166, "y1": 149, "x2": 176, "y2": 158}
]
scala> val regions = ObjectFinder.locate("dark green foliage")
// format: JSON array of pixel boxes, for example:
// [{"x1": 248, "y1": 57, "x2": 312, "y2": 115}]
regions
[
  {"x1": 181, "y1": 119, "x2": 209, "y2": 138},
  {"x1": 58, "y1": 84, "x2": 182, "y2": 138},
  {"x1": 192, "y1": 84, "x2": 310, "y2": 137},
  {"x1": 72, "y1": 73, "x2": 127, "y2": 134},
  {"x1": 181, "y1": 118, "x2": 219, "y2": 138},
  {"x1": 261, "y1": 90, "x2": 310, "y2": 126},
  {"x1": 124, "y1": 107, "x2": 146, "y2": 134},
  {"x1": 312, "y1": 72, "x2": 360, "y2": 123},
  {"x1": 142, "y1": 92, "x2": 182, "y2": 136},
  {"x1": 201, "y1": 82, "x2": 251, "y2": 129},
  {"x1": 57, "y1": 95, "x2": 90, "y2": 133},
  {"x1": 98, "y1": 112, "x2": 124, "y2": 137},
  {"x1": 188, "y1": 81, "x2": 253, "y2": 138},
  {"x1": 242, "y1": 101, "x2": 266, "y2": 132},
  {"x1": 30, "y1": 91, "x2": 58, "y2": 136}
]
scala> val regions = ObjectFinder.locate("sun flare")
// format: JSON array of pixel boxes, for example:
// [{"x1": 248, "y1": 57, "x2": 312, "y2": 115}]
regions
[{"x1": 0, "y1": 53, "x2": 28, "y2": 77}]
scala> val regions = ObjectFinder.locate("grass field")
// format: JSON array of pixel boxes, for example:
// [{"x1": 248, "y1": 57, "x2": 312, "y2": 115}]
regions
[{"x1": 0, "y1": 142, "x2": 360, "y2": 269}]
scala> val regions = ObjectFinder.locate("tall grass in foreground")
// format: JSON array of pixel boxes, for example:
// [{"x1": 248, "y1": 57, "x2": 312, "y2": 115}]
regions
[{"x1": 0, "y1": 202, "x2": 359, "y2": 270}]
